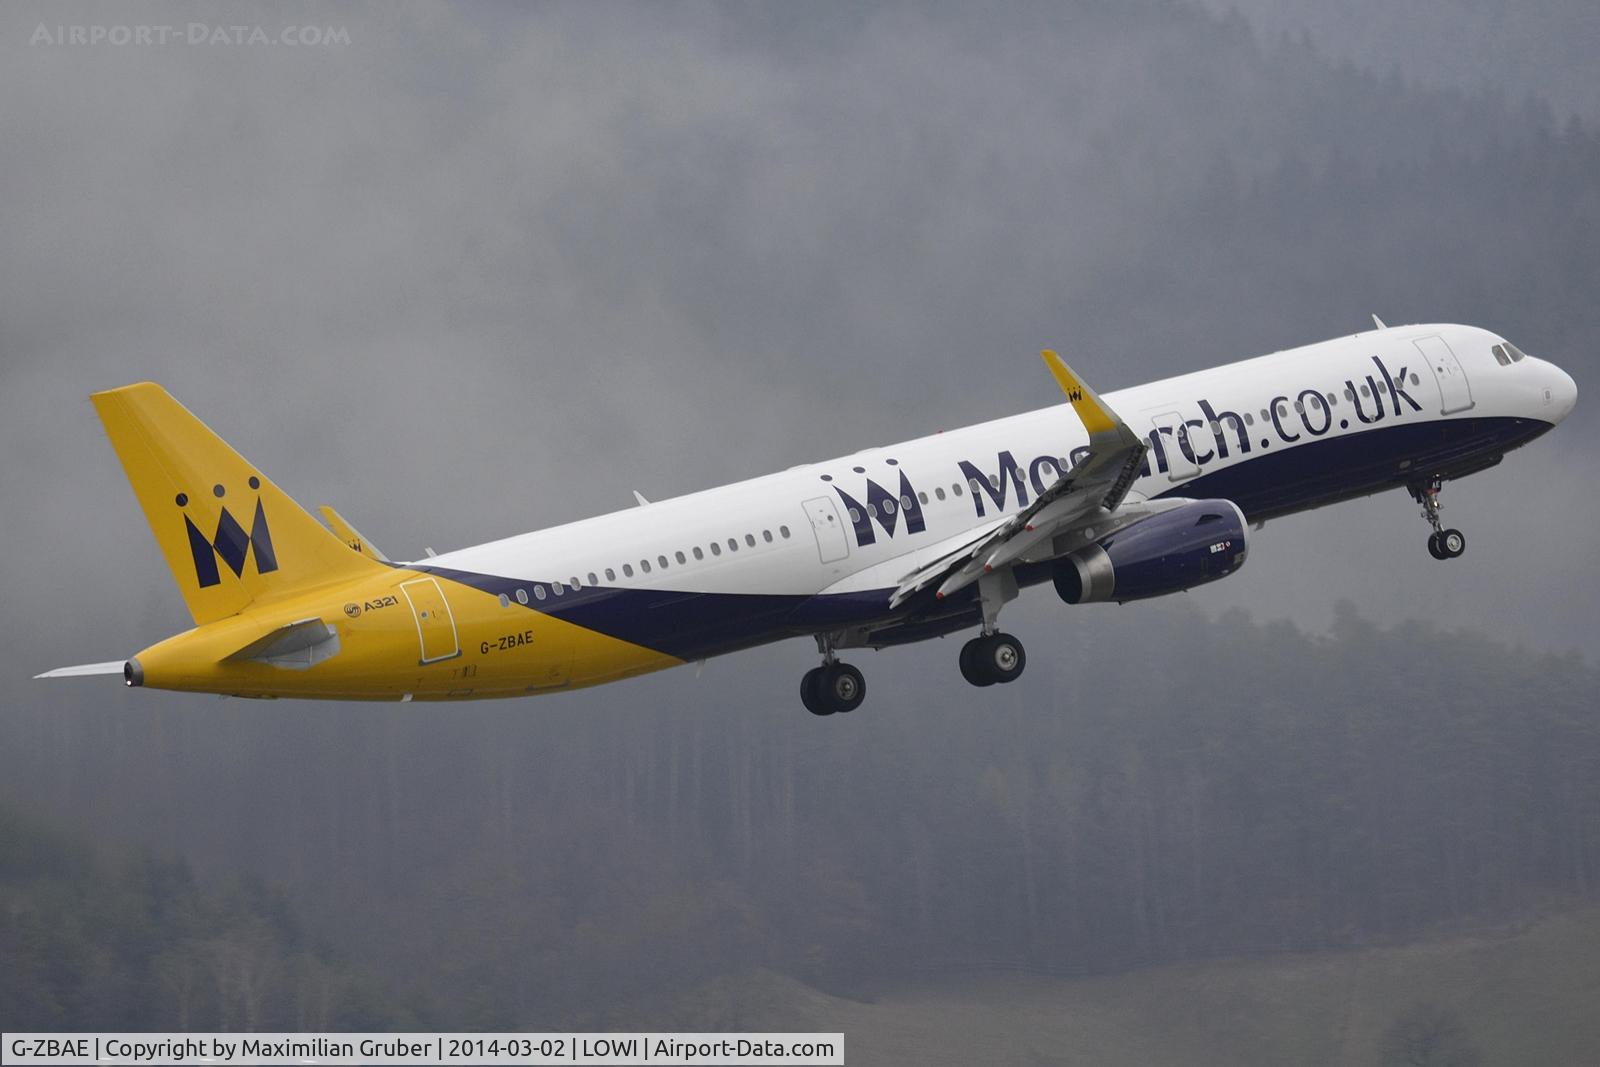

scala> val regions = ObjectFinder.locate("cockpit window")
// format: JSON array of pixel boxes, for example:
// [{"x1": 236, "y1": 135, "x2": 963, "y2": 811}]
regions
[
  {"x1": 1492, "y1": 344, "x2": 1511, "y2": 366},
  {"x1": 1505, "y1": 342, "x2": 1528, "y2": 362}
]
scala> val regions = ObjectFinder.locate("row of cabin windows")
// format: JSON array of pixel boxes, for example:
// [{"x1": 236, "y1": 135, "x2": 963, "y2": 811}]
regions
[
  {"x1": 840, "y1": 469, "x2": 1061, "y2": 525},
  {"x1": 496, "y1": 524, "x2": 795, "y2": 606}
]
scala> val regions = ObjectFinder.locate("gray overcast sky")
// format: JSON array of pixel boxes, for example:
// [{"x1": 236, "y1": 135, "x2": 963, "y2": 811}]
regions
[{"x1": 2, "y1": 1, "x2": 1596, "y2": 710}]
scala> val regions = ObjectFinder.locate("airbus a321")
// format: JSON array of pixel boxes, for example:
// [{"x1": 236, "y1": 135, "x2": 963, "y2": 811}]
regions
[{"x1": 38, "y1": 320, "x2": 1577, "y2": 714}]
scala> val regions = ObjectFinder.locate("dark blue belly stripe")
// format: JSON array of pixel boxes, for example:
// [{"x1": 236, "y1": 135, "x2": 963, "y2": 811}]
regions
[{"x1": 1161, "y1": 415, "x2": 1549, "y2": 520}]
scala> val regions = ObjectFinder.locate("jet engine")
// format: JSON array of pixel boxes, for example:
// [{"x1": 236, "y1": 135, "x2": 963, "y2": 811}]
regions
[{"x1": 1053, "y1": 499, "x2": 1249, "y2": 604}]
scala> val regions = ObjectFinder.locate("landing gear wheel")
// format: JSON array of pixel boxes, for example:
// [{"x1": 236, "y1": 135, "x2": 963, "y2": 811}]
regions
[
  {"x1": 800, "y1": 667, "x2": 831, "y2": 716},
  {"x1": 1439, "y1": 528, "x2": 1465, "y2": 559},
  {"x1": 983, "y1": 633, "x2": 1027, "y2": 684},
  {"x1": 960, "y1": 637, "x2": 996, "y2": 687},
  {"x1": 1427, "y1": 532, "x2": 1447, "y2": 560},
  {"x1": 960, "y1": 633, "x2": 1027, "y2": 686},
  {"x1": 819, "y1": 662, "x2": 865, "y2": 713}
]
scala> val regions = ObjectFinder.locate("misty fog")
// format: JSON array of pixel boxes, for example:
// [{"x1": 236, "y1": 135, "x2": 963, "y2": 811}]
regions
[{"x1": 3, "y1": 3, "x2": 1597, "y2": 1062}]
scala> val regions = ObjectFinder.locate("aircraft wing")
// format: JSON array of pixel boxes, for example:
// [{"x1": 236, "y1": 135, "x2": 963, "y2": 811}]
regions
[{"x1": 888, "y1": 351, "x2": 1149, "y2": 609}]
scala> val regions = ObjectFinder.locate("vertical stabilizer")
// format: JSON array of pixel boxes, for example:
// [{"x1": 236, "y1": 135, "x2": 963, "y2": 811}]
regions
[{"x1": 91, "y1": 383, "x2": 385, "y2": 625}]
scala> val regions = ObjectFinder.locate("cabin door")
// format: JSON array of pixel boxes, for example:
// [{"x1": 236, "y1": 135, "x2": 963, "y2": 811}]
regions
[
  {"x1": 802, "y1": 497, "x2": 851, "y2": 564},
  {"x1": 1415, "y1": 336, "x2": 1475, "y2": 415}
]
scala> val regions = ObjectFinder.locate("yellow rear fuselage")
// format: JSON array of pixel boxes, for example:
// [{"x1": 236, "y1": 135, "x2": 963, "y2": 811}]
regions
[{"x1": 131, "y1": 568, "x2": 679, "y2": 700}]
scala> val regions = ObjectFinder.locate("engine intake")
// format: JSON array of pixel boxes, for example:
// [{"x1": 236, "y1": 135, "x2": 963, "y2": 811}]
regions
[{"x1": 1054, "y1": 499, "x2": 1249, "y2": 604}]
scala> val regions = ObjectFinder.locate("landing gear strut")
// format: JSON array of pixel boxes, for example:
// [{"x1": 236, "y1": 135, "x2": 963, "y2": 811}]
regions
[
  {"x1": 1410, "y1": 479, "x2": 1465, "y2": 560},
  {"x1": 801, "y1": 638, "x2": 865, "y2": 716},
  {"x1": 958, "y1": 569, "x2": 1027, "y2": 687}
]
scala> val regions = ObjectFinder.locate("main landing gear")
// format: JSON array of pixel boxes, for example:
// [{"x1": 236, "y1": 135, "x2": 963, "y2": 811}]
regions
[
  {"x1": 1410, "y1": 478, "x2": 1466, "y2": 560},
  {"x1": 800, "y1": 571, "x2": 1027, "y2": 715},
  {"x1": 959, "y1": 632, "x2": 1027, "y2": 687},
  {"x1": 959, "y1": 569, "x2": 1027, "y2": 688},
  {"x1": 801, "y1": 651, "x2": 865, "y2": 716}
]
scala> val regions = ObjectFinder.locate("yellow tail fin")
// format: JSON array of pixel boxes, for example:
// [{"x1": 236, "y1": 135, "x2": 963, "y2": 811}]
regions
[{"x1": 91, "y1": 383, "x2": 386, "y2": 625}]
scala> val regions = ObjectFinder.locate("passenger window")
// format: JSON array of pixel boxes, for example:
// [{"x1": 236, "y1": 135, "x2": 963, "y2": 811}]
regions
[
  {"x1": 710, "y1": 542, "x2": 722, "y2": 556},
  {"x1": 867, "y1": 503, "x2": 879, "y2": 518},
  {"x1": 762, "y1": 530, "x2": 773, "y2": 543},
  {"x1": 551, "y1": 582, "x2": 563, "y2": 597},
  {"x1": 498, "y1": 593, "x2": 510, "y2": 608},
  {"x1": 605, "y1": 567, "x2": 617, "y2": 581},
  {"x1": 935, "y1": 487, "x2": 946, "y2": 501},
  {"x1": 848, "y1": 508, "x2": 861, "y2": 523},
  {"x1": 622, "y1": 563, "x2": 634, "y2": 577},
  {"x1": 1411, "y1": 372, "x2": 1421, "y2": 385},
  {"x1": 534, "y1": 585, "x2": 547, "y2": 600},
  {"x1": 744, "y1": 534, "x2": 755, "y2": 547},
  {"x1": 1243, "y1": 412, "x2": 1254, "y2": 426},
  {"x1": 640, "y1": 559, "x2": 651, "y2": 573},
  {"x1": 676, "y1": 550, "x2": 687, "y2": 564},
  {"x1": 693, "y1": 547, "x2": 704, "y2": 560},
  {"x1": 587, "y1": 572, "x2": 598, "y2": 586},
  {"x1": 569, "y1": 577, "x2": 580, "y2": 590},
  {"x1": 728, "y1": 538, "x2": 738, "y2": 552},
  {"x1": 516, "y1": 589, "x2": 530, "y2": 605},
  {"x1": 902, "y1": 495, "x2": 914, "y2": 509},
  {"x1": 1259, "y1": 408, "x2": 1270, "y2": 421},
  {"x1": 779, "y1": 526, "x2": 790, "y2": 538},
  {"x1": 654, "y1": 556, "x2": 666, "y2": 569},
  {"x1": 954, "y1": 483, "x2": 964, "y2": 496},
  {"x1": 882, "y1": 499, "x2": 896, "y2": 515}
]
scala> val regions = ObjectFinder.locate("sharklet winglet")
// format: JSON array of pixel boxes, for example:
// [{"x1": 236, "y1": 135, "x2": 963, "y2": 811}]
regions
[{"x1": 1041, "y1": 350, "x2": 1119, "y2": 437}]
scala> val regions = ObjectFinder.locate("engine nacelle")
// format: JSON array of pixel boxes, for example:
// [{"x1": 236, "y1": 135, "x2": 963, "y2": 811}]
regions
[{"x1": 1053, "y1": 499, "x2": 1249, "y2": 604}]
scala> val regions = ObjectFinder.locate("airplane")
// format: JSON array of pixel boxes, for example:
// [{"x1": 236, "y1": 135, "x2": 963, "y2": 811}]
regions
[{"x1": 37, "y1": 320, "x2": 1576, "y2": 715}]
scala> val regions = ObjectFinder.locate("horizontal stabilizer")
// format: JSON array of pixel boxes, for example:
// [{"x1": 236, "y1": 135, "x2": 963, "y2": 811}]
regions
[
  {"x1": 35, "y1": 661, "x2": 125, "y2": 680},
  {"x1": 224, "y1": 617, "x2": 340, "y2": 670},
  {"x1": 318, "y1": 505, "x2": 390, "y2": 563}
]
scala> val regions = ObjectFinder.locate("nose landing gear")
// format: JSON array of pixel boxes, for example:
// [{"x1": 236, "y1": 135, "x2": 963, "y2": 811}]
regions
[{"x1": 1410, "y1": 479, "x2": 1465, "y2": 560}]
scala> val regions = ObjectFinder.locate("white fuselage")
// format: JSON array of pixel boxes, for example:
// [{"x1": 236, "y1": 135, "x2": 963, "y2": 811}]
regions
[{"x1": 422, "y1": 324, "x2": 1571, "y2": 661}]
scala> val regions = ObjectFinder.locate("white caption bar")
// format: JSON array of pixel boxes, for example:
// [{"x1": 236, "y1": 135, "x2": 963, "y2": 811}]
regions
[{"x1": 1, "y1": 1033, "x2": 844, "y2": 1066}]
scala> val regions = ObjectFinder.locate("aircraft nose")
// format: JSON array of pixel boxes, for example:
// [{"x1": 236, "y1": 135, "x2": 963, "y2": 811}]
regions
[{"x1": 1546, "y1": 364, "x2": 1577, "y2": 422}]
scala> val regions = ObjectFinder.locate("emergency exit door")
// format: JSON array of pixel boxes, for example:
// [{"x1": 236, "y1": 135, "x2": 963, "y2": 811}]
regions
[{"x1": 399, "y1": 577, "x2": 461, "y2": 664}]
